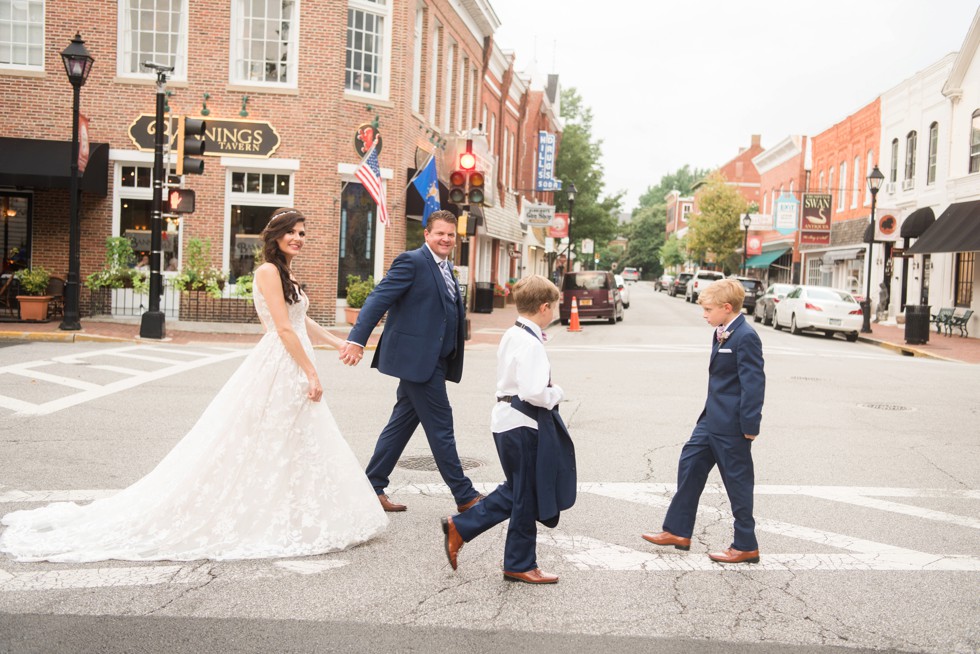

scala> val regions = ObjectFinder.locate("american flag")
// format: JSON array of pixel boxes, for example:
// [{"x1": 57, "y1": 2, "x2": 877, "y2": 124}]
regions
[{"x1": 354, "y1": 145, "x2": 389, "y2": 226}]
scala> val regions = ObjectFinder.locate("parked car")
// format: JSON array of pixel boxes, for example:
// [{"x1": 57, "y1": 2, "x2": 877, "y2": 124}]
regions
[
  {"x1": 654, "y1": 274, "x2": 674, "y2": 292},
  {"x1": 685, "y1": 269, "x2": 725, "y2": 303},
  {"x1": 773, "y1": 285, "x2": 863, "y2": 341},
  {"x1": 614, "y1": 274, "x2": 631, "y2": 309},
  {"x1": 731, "y1": 277, "x2": 765, "y2": 314},
  {"x1": 669, "y1": 272, "x2": 693, "y2": 297},
  {"x1": 753, "y1": 283, "x2": 796, "y2": 326},
  {"x1": 621, "y1": 267, "x2": 640, "y2": 282},
  {"x1": 559, "y1": 270, "x2": 624, "y2": 325}
]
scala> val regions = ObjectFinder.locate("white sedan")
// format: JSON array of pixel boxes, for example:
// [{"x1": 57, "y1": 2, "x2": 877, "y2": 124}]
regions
[
  {"x1": 614, "y1": 274, "x2": 630, "y2": 309},
  {"x1": 773, "y1": 285, "x2": 863, "y2": 341}
]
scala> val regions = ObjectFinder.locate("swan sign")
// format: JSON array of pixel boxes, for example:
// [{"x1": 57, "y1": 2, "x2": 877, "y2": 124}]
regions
[{"x1": 801, "y1": 193, "x2": 832, "y2": 245}]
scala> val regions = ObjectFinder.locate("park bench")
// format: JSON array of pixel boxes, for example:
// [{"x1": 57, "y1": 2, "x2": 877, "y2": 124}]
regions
[
  {"x1": 946, "y1": 308, "x2": 974, "y2": 337},
  {"x1": 930, "y1": 307, "x2": 954, "y2": 334}
]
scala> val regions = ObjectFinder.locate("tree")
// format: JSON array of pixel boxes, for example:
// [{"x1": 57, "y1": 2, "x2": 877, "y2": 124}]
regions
[
  {"x1": 555, "y1": 88, "x2": 620, "y2": 265},
  {"x1": 659, "y1": 233, "x2": 686, "y2": 269},
  {"x1": 686, "y1": 172, "x2": 748, "y2": 273}
]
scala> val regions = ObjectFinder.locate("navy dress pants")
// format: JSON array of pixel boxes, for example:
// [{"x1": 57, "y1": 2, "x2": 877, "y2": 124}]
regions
[
  {"x1": 662, "y1": 421, "x2": 758, "y2": 551},
  {"x1": 364, "y1": 359, "x2": 477, "y2": 505},
  {"x1": 452, "y1": 426, "x2": 539, "y2": 573}
]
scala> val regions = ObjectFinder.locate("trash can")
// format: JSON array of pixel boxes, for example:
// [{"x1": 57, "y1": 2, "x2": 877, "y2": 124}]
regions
[
  {"x1": 904, "y1": 304, "x2": 930, "y2": 345},
  {"x1": 473, "y1": 281, "x2": 494, "y2": 314}
]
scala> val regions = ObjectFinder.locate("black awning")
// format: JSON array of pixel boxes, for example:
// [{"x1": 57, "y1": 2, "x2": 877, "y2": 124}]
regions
[
  {"x1": 0, "y1": 137, "x2": 109, "y2": 197},
  {"x1": 900, "y1": 206, "x2": 935, "y2": 239},
  {"x1": 907, "y1": 200, "x2": 980, "y2": 254}
]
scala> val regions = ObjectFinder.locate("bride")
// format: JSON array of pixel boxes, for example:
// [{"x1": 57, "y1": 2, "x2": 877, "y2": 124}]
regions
[{"x1": 0, "y1": 208, "x2": 388, "y2": 562}]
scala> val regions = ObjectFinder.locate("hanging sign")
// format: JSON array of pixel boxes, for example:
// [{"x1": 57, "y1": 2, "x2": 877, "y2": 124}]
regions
[
  {"x1": 354, "y1": 123, "x2": 383, "y2": 157},
  {"x1": 522, "y1": 203, "x2": 556, "y2": 227},
  {"x1": 549, "y1": 212, "x2": 569, "y2": 239},
  {"x1": 876, "y1": 214, "x2": 899, "y2": 242},
  {"x1": 774, "y1": 193, "x2": 800, "y2": 235},
  {"x1": 535, "y1": 131, "x2": 562, "y2": 191},
  {"x1": 801, "y1": 193, "x2": 832, "y2": 245},
  {"x1": 128, "y1": 115, "x2": 281, "y2": 158}
]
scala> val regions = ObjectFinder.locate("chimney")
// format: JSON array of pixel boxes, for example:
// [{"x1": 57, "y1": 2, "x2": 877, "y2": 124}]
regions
[{"x1": 751, "y1": 134, "x2": 761, "y2": 147}]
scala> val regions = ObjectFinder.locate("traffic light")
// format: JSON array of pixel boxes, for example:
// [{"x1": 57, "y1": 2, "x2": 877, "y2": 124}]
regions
[
  {"x1": 175, "y1": 116, "x2": 206, "y2": 175},
  {"x1": 448, "y1": 142, "x2": 486, "y2": 206},
  {"x1": 165, "y1": 188, "x2": 196, "y2": 213}
]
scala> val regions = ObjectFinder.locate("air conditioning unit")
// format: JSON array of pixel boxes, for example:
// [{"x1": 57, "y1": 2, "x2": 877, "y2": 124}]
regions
[
  {"x1": 884, "y1": 182, "x2": 896, "y2": 194},
  {"x1": 902, "y1": 178, "x2": 915, "y2": 191}
]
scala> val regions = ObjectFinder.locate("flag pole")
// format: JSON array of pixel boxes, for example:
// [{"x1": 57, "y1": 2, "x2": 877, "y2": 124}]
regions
[
  {"x1": 405, "y1": 151, "x2": 437, "y2": 192},
  {"x1": 341, "y1": 142, "x2": 378, "y2": 194}
]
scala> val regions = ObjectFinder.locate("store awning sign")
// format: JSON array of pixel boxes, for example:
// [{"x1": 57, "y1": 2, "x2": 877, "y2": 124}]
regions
[
  {"x1": 522, "y1": 202, "x2": 555, "y2": 227},
  {"x1": 128, "y1": 114, "x2": 281, "y2": 158}
]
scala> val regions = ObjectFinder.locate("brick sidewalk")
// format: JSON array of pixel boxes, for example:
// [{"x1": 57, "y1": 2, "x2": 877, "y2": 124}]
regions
[{"x1": 3, "y1": 306, "x2": 977, "y2": 363}]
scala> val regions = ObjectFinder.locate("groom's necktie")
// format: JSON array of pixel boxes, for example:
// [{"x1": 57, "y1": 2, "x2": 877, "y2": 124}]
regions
[{"x1": 438, "y1": 260, "x2": 456, "y2": 300}]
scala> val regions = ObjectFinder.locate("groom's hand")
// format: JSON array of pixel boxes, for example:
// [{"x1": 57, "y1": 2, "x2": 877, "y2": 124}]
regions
[{"x1": 340, "y1": 342, "x2": 364, "y2": 366}]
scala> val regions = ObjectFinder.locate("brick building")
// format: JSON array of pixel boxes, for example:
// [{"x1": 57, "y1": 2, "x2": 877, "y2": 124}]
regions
[
  {"x1": 751, "y1": 135, "x2": 808, "y2": 283},
  {"x1": 1, "y1": 1, "x2": 561, "y2": 326}
]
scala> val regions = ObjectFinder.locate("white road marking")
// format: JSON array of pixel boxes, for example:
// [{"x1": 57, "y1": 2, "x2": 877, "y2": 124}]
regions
[
  {"x1": 0, "y1": 345, "x2": 249, "y2": 416},
  {"x1": 543, "y1": 343, "x2": 898, "y2": 361},
  {"x1": 274, "y1": 560, "x2": 349, "y2": 574}
]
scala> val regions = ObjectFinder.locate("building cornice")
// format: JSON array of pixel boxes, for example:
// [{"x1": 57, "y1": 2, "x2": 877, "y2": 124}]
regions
[{"x1": 752, "y1": 135, "x2": 803, "y2": 174}]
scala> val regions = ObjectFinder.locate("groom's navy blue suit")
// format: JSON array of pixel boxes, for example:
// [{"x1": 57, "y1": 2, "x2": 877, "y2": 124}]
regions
[
  {"x1": 662, "y1": 313, "x2": 765, "y2": 551},
  {"x1": 347, "y1": 243, "x2": 479, "y2": 505}
]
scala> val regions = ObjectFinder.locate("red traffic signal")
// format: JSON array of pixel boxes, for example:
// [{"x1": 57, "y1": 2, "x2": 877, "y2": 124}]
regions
[
  {"x1": 459, "y1": 151, "x2": 476, "y2": 170},
  {"x1": 165, "y1": 188, "x2": 196, "y2": 213}
]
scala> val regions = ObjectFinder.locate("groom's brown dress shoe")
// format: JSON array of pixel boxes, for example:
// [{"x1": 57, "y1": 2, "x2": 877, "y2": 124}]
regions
[
  {"x1": 708, "y1": 547, "x2": 760, "y2": 564},
  {"x1": 641, "y1": 531, "x2": 691, "y2": 551},
  {"x1": 441, "y1": 516, "x2": 463, "y2": 570},
  {"x1": 503, "y1": 568, "x2": 559, "y2": 584},
  {"x1": 456, "y1": 494, "x2": 485, "y2": 513},
  {"x1": 378, "y1": 494, "x2": 407, "y2": 512}
]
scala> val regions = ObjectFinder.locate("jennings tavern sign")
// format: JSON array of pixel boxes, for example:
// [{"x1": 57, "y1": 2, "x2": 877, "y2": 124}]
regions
[{"x1": 127, "y1": 115, "x2": 281, "y2": 158}]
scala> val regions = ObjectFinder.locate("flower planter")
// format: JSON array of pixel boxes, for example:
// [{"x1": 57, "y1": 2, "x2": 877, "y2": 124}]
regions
[
  {"x1": 344, "y1": 306, "x2": 361, "y2": 325},
  {"x1": 17, "y1": 295, "x2": 52, "y2": 322},
  {"x1": 179, "y1": 291, "x2": 259, "y2": 324},
  {"x1": 493, "y1": 295, "x2": 506, "y2": 309}
]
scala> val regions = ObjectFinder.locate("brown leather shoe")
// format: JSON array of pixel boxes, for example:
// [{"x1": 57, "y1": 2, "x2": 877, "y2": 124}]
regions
[
  {"x1": 441, "y1": 516, "x2": 463, "y2": 570},
  {"x1": 456, "y1": 494, "x2": 485, "y2": 513},
  {"x1": 503, "y1": 568, "x2": 559, "y2": 584},
  {"x1": 708, "y1": 547, "x2": 760, "y2": 564},
  {"x1": 377, "y1": 494, "x2": 407, "y2": 512},
  {"x1": 641, "y1": 531, "x2": 691, "y2": 551}
]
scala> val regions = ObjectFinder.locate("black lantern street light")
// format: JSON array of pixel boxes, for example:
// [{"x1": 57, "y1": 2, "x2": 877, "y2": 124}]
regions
[
  {"x1": 59, "y1": 33, "x2": 94, "y2": 331},
  {"x1": 565, "y1": 182, "x2": 577, "y2": 269},
  {"x1": 741, "y1": 212, "x2": 752, "y2": 276},
  {"x1": 861, "y1": 165, "x2": 886, "y2": 333}
]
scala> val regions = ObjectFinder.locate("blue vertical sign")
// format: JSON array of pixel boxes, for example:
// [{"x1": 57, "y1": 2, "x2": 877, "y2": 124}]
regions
[
  {"x1": 535, "y1": 131, "x2": 562, "y2": 192},
  {"x1": 774, "y1": 193, "x2": 800, "y2": 235}
]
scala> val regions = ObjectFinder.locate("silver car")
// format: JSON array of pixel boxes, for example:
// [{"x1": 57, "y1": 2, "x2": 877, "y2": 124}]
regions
[{"x1": 772, "y1": 285, "x2": 863, "y2": 341}]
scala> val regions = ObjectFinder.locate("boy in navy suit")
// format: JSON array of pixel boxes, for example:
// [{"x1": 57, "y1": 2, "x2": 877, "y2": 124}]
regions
[
  {"x1": 442, "y1": 275, "x2": 576, "y2": 584},
  {"x1": 643, "y1": 279, "x2": 766, "y2": 564}
]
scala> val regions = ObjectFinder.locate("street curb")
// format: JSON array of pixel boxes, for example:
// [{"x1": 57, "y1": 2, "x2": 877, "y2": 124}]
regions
[
  {"x1": 856, "y1": 335, "x2": 957, "y2": 362},
  {"x1": 0, "y1": 330, "x2": 133, "y2": 344}
]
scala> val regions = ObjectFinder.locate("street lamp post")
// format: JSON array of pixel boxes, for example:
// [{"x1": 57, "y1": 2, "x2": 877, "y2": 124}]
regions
[
  {"x1": 59, "y1": 33, "x2": 95, "y2": 331},
  {"x1": 741, "y1": 212, "x2": 752, "y2": 276},
  {"x1": 861, "y1": 165, "x2": 886, "y2": 333},
  {"x1": 565, "y1": 182, "x2": 577, "y2": 270}
]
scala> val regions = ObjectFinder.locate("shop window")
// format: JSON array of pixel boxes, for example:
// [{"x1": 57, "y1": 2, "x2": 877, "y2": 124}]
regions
[
  {"x1": 1, "y1": 194, "x2": 32, "y2": 273},
  {"x1": 118, "y1": 0, "x2": 187, "y2": 79},
  {"x1": 228, "y1": 170, "x2": 294, "y2": 281},
  {"x1": 231, "y1": 0, "x2": 298, "y2": 86},
  {"x1": 0, "y1": 0, "x2": 44, "y2": 70},
  {"x1": 117, "y1": 164, "x2": 180, "y2": 270},
  {"x1": 338, "y1": 183, "x2": 376, "y2": 297},
  {"x1": 954, "y1": 252, "x2": 974, "y2": 308}
]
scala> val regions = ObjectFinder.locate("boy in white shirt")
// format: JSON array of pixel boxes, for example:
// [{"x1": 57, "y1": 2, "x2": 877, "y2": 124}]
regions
[{"x1": 441, "y1": 275, "x2": 576, "y2": 584}]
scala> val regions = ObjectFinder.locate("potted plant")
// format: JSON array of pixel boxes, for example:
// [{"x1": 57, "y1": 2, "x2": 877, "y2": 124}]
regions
[
  {"x1": 84, "y1": 236, "x2": 149, "y2": 294},
  {"x1": 344, "y1": 274, "x2": 375, "y2": 324},
  {"x1": 173, "y1": 237, "x2": 226, "y2": 299},
  {"x1": 14, "y1": 265, "x2": 52, "y2": 321},
  {"x1": 492, "y1": 282, "x2": 509, "y2": 309}
]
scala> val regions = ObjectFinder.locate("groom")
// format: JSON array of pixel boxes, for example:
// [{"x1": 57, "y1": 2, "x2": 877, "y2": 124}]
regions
[{"x1": 340, "y1": 210, "x2": 483, "y2": 514}]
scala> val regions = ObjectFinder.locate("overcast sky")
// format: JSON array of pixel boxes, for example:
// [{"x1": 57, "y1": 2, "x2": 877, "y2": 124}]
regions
[{"x1": 488, "y1": 0, "x2": 979, "y2": 211}]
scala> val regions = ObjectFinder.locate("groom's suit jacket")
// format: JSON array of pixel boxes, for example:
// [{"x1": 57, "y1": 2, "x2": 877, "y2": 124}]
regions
[
  {"x1": 697, "y1": 313, "x2": 765, "y2": 437},
  {"x1": 348, "y1": 244, "x2": 466, "y2": 384}
]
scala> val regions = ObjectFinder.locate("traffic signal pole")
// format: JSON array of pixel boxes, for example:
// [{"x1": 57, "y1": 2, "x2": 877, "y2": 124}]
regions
[{"x1": 139, "y1": 63, "x2": 172, "y2": 339}]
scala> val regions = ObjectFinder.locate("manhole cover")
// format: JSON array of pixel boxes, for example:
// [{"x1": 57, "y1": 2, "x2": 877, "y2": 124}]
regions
[
  {"x1": 790, "y1": 376, "x2": 823, "y2": 382},
  {"x1": 858, "y1": 403, "x2": 914, "y2": 411},
  {"x1": 397, "y1": 455, "x2": 483, "y2": 471}
]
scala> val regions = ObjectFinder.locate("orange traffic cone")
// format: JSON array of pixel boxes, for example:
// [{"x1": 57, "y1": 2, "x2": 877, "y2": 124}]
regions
[{"x1": 568, "y1": 296, "x2": 582, "y2": 332}]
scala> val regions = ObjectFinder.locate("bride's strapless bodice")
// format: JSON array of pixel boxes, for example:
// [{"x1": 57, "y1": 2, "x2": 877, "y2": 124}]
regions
[{"x1": 254, "y1": 282, "x2": 309, "y2": 337}]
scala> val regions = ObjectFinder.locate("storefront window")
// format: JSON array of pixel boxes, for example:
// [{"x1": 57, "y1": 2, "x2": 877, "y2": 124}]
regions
[
  {"x1": 338, "y1": 183, "x2": 376, "y2": 297},
  {"x1": 117, "y1": 164, "x2": 180, "y2": 271},
  {"x1": 1, "y1": 194, "x2": 31, "y2": 273},
  {"x1": 228, "y1": 169, "x2": 294, "y2": 281}
]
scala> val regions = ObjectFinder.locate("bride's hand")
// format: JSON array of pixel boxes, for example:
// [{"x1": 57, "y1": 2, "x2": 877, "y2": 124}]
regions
[{"x1": 306, "y1": 372, "x2": 323, "y2": 402}]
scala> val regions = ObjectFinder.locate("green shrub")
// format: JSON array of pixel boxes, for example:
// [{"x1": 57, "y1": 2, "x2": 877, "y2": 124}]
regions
[
  {"x1": 345, "y1": 274, "x2": 375, "y2": 308},
  {"x1": 14, "y1": 266, "x2": 51, "y2": 296}
]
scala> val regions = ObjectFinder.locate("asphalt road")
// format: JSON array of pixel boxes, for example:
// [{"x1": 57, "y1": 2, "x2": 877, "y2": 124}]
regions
[{"x1": 1, "y1": 282, "x2": 978, "y2": 654}]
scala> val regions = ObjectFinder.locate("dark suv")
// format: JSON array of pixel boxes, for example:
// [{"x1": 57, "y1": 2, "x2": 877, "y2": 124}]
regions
[
  {"x1": 732, "y1": 277, "x2": 765, "y2": 314},
  {"x1": 669, "y1": 273, "x2": 693, "y2": 297},
  {"x1": 560, "y1": 270, "x2": 624, "y2": 325}
]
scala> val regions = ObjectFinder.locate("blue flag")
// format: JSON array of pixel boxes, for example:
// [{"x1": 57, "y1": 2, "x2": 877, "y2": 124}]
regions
[{"x1": 412, "y1": 155, "x2": 440, "y2": 226}]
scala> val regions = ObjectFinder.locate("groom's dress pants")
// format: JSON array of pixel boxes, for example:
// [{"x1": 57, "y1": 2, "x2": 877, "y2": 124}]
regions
[
  {"x1": 365, "y1": 358, "x2": 474, "y2": 504},
  {"x1": 452, "y1": 426, "x2": 538, "y2": 573}
]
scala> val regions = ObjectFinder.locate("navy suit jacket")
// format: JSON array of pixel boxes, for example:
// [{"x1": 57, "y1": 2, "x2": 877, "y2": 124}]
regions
[
  {"x1": 348, "y1": 244, "x2": 466, "y2": 384},
  {"x1": 697, "y1": 313, "x2": 765, "y2": 437}
]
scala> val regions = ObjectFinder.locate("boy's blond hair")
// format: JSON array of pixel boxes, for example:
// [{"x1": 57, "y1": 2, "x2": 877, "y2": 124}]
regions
[
  {"x1": 513, "y1": 275, "x2": 560, "y2": 315},
  {"x1": 698, "y1": 278, "x2": 745, "y2": 312}
]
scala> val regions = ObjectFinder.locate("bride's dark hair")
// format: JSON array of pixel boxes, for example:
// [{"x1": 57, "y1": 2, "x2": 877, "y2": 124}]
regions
[{"x1": 261, "y1": 207, "x2": 306, "y2": 305}]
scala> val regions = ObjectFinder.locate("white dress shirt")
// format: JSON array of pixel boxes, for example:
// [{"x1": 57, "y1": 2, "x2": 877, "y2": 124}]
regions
[{"x1": 491, "y1": 317, "x2": 564, "y2": 433}]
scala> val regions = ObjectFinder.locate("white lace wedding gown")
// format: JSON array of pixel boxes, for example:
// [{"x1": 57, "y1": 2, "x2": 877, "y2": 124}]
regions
[{"x1": 0, "y1": 285, "x2": 388, "y2": 562}]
